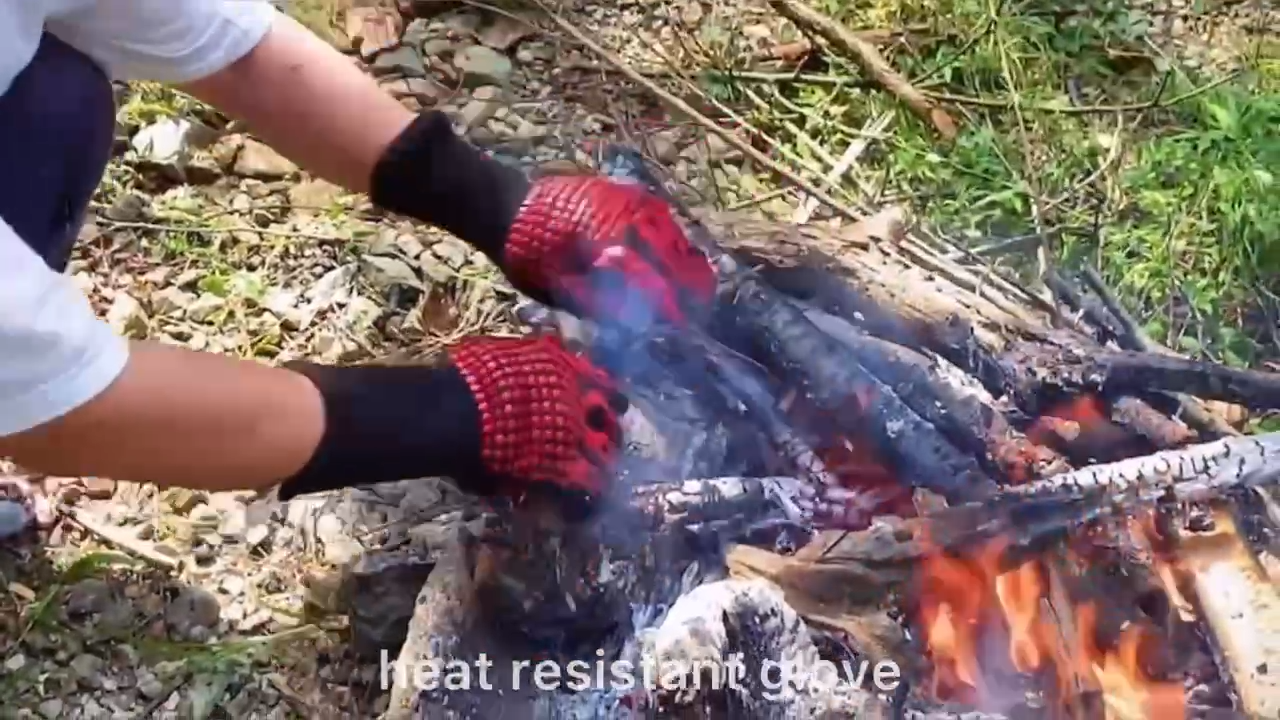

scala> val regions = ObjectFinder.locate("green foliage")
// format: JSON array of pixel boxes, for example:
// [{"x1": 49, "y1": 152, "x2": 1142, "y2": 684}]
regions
[{"x1": 713, "y1": 0, "x2": 1278, "y2": 366}]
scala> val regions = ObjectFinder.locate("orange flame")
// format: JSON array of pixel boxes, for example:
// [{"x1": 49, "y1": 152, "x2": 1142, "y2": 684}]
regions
[{"x1": 916, "y1": 531, "x2": 1186, "y2": 719}]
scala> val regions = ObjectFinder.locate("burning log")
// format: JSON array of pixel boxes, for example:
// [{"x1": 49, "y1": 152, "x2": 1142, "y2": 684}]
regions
[
  {"x1": 1000, "y1": 342, "x2": 1280, "y2": 414},
  {"x1": 1176, "y1": 509, "x2": 1280, "y2": 718},
  {"x1": 801, "y1": 304, "x2": 1071, "y2": 483},
  {"x1": 597, "y1": 149, "x2": 1001, "y2": 503}
]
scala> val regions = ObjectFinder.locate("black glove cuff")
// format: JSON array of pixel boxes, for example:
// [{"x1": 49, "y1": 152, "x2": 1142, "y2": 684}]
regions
[
  {"x1": 369, "y1": 110, "x2": 531, "y2": 262},
  {"x1": 276, "y1": 362, "x2": 499, "y2": 501}
]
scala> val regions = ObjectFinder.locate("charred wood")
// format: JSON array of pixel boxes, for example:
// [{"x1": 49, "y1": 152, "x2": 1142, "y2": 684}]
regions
[
  {"x1": 1076, "y1": 265, "x2": 1244, "y2": 437},
  {"x1": 709, "y1": 271, "x2": 997, "y2": 502},
  {"x1": 801, "y1": 304, "x2": 1070, "y2": 483},
  {"x1": 1001, "y1": 343, "x2": 1280, "y2": 413},
  {"x1": 1044, "y1": 268, "x2": 1124, "y2": 345},
  {"x1": 597, "y1": 146, "x2": 997, "y2": 502}
]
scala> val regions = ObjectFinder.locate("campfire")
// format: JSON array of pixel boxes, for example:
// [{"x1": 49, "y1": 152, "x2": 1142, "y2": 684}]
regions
[{"x1": 365, "y1": 145, "x2": 1280, "y2": 720}]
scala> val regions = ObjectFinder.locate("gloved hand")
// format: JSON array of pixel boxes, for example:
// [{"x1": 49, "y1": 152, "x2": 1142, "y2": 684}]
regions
[
  {"x1": 369, "y1": 112, "x2": 716, "y2": 327},
  {"x1": 277, "y1": 335, "x2": 627, "y2": 503}
]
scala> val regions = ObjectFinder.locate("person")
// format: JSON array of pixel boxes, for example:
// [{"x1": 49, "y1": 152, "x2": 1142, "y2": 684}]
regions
[{"x1": 0, "y1": 1, "x2": 715, "y2": 509}]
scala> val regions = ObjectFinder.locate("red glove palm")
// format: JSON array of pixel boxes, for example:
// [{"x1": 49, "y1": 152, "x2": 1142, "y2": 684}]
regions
[
  {"x1": 502, "y1": 176, "x2": 717, "y2": 328},
  {"x1": 278, "y1": 336, "x2": 628, "y2": 502},
  {"x1": 449, "y1": 335, "x2": 626, "y2": 497}
]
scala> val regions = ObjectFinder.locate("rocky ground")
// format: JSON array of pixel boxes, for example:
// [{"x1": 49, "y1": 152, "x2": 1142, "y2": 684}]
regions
[
  {"x1": 1, "y1": 1, "x2": 1274, "y2": 718},
  {"x1": 0, "y1": 3, "x2": 757, "y2": 719}
]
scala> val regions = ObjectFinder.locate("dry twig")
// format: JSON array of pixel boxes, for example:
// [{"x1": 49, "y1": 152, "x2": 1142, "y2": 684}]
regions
[{"x1": 766, "y1": 0, "x2": 958, "y2": 139}]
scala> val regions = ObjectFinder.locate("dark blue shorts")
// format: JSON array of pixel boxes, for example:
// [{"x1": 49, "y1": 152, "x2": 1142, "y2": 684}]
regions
[{"x1": 0, "y1": 32, "x2": 115, "y2": 271}]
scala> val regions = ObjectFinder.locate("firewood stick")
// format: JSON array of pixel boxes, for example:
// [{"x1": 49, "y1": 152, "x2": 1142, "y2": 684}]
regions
[
  {"x1": 1005, "y1": 343, "x2": 1280, "y2": 412},
  {"x1": 1044, "y1": 268, "x2": 1124, "y2": 344},
  {"x1": 1003, "y1": 432, "x2": 1280, "y2": 499},
  {"x1": 1077, "y1": 265, "x2": 1241, "y2": 438},
  {"x1": 1176, "y1": 509, "x2": 1280, "y2": 718},
  {"x1": 766, "y1": 0, "x2": 958, "y2": 139},
  {"x1": 596, "y1": 150, "x2": 999, "y2": 501},
  {"x1": 803, "y1": 304, "x2": 1071, "y2": 482}
]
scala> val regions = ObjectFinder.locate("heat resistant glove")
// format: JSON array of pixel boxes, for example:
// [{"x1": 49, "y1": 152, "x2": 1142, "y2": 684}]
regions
[
  {"x1": 276, "y1": 336, "x2": 628, "y2": 502},
  {"x1": 368, "y1": 111, "x2": 716, "y2": 327}
]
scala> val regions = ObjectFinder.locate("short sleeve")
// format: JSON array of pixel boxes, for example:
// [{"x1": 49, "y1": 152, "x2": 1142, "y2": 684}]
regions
[
  {"x1": 46, "y1": 0, "x2": 279, "y2": 85},
  {"x1": 0, "y1": 217, "x2": 130, "y2": 436}
]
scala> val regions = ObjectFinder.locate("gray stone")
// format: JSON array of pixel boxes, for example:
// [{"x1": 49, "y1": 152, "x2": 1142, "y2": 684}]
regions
[
  {"x1": 372, "y1": 45, "x2": 425, "y2": 78},
  {"x1": 65, "y1": 579, "x2": 114, "y2": 616},
  {"x1": 105, "y1": 293, "x2": 147, "y2": 335},
  {"x1": 38, "y1": 699, "x2": 63, "y2": 720},
  {"x1": 394, "y1": 234, "x2": 426, "y2": 260},
  {"x1": 430, "y1": 238, "x2": 471, "y2": 270},
  {"x1": 70, "y1": 653, "x2": 105, "y2": 686},
  {"x1": 436, "y1": 10, "x2": 483, "y2": 36},
  {"x1": 244, "y1": 524, "x2": 271, "y2": 550},
  {"x1": 217, "y1": 506, "x2": 248, "y2": 539},
  {"x1": 457, "y1": 85, "x2": 506, "y2": 130},
  {"x1": 360, "y1": 254, "x2": 423, "y2": 291},
  {"x1": 164, "y1": 588, "x2": 221, "y2": 639},
  {"x1": 185, "y1": 293, "x2": 225, "y2": 323},
  {"x1": 453, "y1": 46, "x2": 513, "y2": 88},
  {"x1": 150, "y1": 286, "x2": 194, "y2": 315},
  {"x1": 136, "y1": 672, "x2": 166, "y2": 700},
  {"x1": 650, "y1": 131, "x2": 681, "y2": 164},
  {"x1": 233, "y1": 139, "x2": 298, "y2": 179},
  {"x1": 342, "y1": 549, "x2": 438, "y2": 659},
  {"x1": 419, "y1": 38, "x2": 456, "y2": 60},
  {"x1": 402, "y1": 18, "x2": 432, "y2": 48}
]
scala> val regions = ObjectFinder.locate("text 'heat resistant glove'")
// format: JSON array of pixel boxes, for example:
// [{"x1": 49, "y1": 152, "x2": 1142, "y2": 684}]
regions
[
  {"x1": 368, "y1": 111, "x2": 717, "y2": 328},
  {"x1": 276, "y1": 336, "x2": 628, "y2": 503}
]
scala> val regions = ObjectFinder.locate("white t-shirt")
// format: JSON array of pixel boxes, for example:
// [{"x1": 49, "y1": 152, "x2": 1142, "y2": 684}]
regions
[{"x1": 0, "y1": 0, "x2": 277, "y2": 436}]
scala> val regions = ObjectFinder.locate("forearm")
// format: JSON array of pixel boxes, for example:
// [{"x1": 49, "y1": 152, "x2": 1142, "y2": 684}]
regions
[
  {"x1": 180, "y1": 12, "x2": 414, "y2": 193},
  {"x1": 0, "y1": 342, "x2": 323, "y2": 492},
  {"x1": 0, "y1": 342, "x2": 490, "y2": 497}
]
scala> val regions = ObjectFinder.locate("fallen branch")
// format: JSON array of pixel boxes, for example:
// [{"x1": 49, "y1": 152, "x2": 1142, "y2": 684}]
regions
[
  {"x1": 1002, "y1": 342, "x2": 1280, "y2": 413},
  {"x1": 803, "y1": 303, "x2": 1070, "y2": 482},
  {"x1": 766, "y1": 0, "x2": 958, "y2": 139},
  {"x1": 1078, "y1": 264, "x2": 1243, "y2": 437}
]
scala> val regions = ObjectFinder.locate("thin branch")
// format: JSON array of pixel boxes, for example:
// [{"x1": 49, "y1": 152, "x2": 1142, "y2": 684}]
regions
[{"x1": 767, "y1": 0, "x2": 958, "y2": 139}]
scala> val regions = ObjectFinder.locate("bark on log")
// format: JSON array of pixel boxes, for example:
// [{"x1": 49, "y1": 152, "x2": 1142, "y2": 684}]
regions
[
  {"x1": 1001, "y1": 342, "x2": 1280, "y2": 413},
  {"x1": 711, "y1": 268, "x2": 997, "y2": 501},
  {"x1": 802, "y1": 304, "x2": 1070, "y2": 483},
  {"x1": 1176, "y1": 508, "x2": 1280, "y2": 718}
]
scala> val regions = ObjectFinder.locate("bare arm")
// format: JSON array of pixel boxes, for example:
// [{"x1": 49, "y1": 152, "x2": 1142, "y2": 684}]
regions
[
  {"x1": 181, "y1": 12, "x2": 415, "y2": 193},
  {"x1": 0, "y1": 342, "x2": 324, "y2": 493}
]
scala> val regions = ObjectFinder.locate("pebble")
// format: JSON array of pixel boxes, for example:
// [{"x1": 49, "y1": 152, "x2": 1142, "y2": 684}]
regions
[
  {"x1": 233, "y1": 139, "x2": 299, "y2": 179},
  {"x1": 38, "y1": 699, "x2": 63, "y2": 720},
  {"x1": 70, "y1": 653, "x2": 105, "y2": 686},
  {"x1": 135, "y1": 672, "x2": 166, "y2": 700},
  {"x1": 453, "y1": 45, "x2": 514, "y2": 87},
  {"x1": 164, "y1": 588, "x2": 221, "y2": 639},
  {"x1": 372, "y1": 45, "x2": 426, "y2": 78}
]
